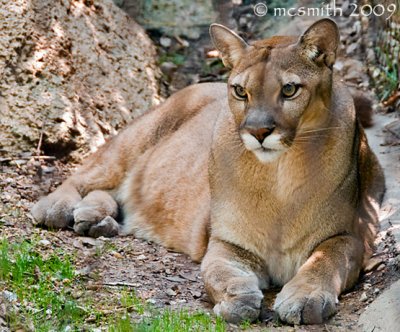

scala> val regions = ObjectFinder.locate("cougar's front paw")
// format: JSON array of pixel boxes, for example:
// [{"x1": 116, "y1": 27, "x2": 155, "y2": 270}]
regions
[
  {"x1": 31, "y1": 191, "x2": 81, "y2": 229},
  {"x1": 273, "y1": 282, "x2": 337, "y2": 325},
  {"x1": 214, "y1": 284, "x2": 263, "y2": 324}
]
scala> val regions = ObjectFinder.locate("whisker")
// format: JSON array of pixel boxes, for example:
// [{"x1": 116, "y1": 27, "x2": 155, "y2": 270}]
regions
[
  {"x1": 296, "y1": 133, "x2": 329, "y2": 138},
  {"x1": 299, "y1": 126, "x2": 343, "y2": 134},
  {"x1": 295, "y1": 135, "x2": 329, "y2": 141}
]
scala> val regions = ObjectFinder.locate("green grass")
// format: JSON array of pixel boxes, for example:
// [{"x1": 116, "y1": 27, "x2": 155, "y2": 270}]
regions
[
  {"x1": 135, "y1": 310, "x2": 226, "y2": 332},
  {"x1": 158, "y1": 52, "x2": 186, "y2": 66},
  {"x1": 373, "y1": 41, "x2": 399, "y2": 102},
  {"x1": 0, "y1": 238, "x2": 227, "y2": 331},
  {"x1": 0, "y1": 239, "x2": 85, "y2": 331},
  {"x1": 109, "y1": 310, "x2": 226, "y2": 332}
]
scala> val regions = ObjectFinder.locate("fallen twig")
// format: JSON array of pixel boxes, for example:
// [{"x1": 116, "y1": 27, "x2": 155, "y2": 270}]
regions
[
  {"x1": 101, "y1": 281, "x2": 140, "y2": 288},
  {"x1": 0, "y1": 156, "x2": 56, "y2": 163},
  {"x1": 383, "y1": 90, "x2": 400, "y2": 107},
  {"x1": 36, "y1": 130, "x2": 44, "y2": 157}
]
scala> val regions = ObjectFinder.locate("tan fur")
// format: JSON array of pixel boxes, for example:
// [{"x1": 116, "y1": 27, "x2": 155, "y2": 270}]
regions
[{"x1": 31, "y1": 19, "x2": 385, "y2": 325}]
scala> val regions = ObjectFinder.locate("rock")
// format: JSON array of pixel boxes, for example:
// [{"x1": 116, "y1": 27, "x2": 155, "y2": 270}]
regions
[
  {"x1": 376, "y1": 263, "x2": 385, "y2": 271},
  {"x1": 41, "y1": 166, "x2": 55, "y2": 174},
  {"x1": 160, "y1": 37, "x2": 172, "y2": 48},
  {"x1": 239, "y1": 16, "x2": 248, "y2": 27},
  {"x1": 166, "y1": 288, "x2": 177, "y2": 297},
  {"x1": 334, "y1": 60, "x2": 344, "y2": 71},
  {"x1": 179, "y1": 272, "x2": 197, "y2": 282},
  {"x1": 165, "y1": 276, "x2": 185, "y2": 283},
  {"x1": 119, "y1": 0, "x2": 217, "y2": 39},
  {"x1": 360, "y1": 292, "x2": 368, "y2": 302},
  {"x1": 9, "y1": 160, "x2": 27, "y2": 166},
  {"x1": 344, "y1": 70, "x2": 362, "y2": 83},
  {"x1": 364, "y1": 257, "x2": 384, "y2": 272},
  {"x1": 75, "y1": 265, "x2": 93, "y2": 276},
  {"x1": 80, "y1": 237, "x2": 97, "y2": 247},
  {"x1": 112, "y1": 251, "x2": 123, "y2": 259},
  {"x1": 38, "y1": 239, "x2": 51, "y2": 247},
  {"x1": 372, "y1": 68, "x2": 381, "y2": 78},
  {"x1": 0, "y1": 0, "x2": 161, "y2": 160},
  {"x1": 363, "y1": 283, "x2": 371, "y2": 290},
  {"x1": 160, "y1": 62, "x2": 178, "y2": 78},
  {"x1": 190, "y1": 290, "x2": 202, "y2": 298},
  {"x1": 385, "y1": 120, "x2": 400, "y2": 139},
  {"x1": 388, "y1": 256, "x2": 400, "y2": 266},
  {"x1": 346, "y1": 43, "x2": 359, "y2": 56},
  {"x1": 0, "y1": 303, "x2": 7, "y2": 318},
  {"x1": 72, "y1": 239, "x2": 84, "y2": 250},
  {"x1": 353, "y1": 21, "x2": 361, "y2": 37},
  {"x1": 359, "y1": 280, "x2": 400, "y2": 331},
  {"x1": 136, "y1": 254, "x2": 147, "y2": 260},
  {"x1": 342, "y1": 0, "x2": 351, "y2": 16},
  {"x1": 71, "y1": 291, "x2": 83, "y2": 299},
  {"x1": 367, "y1": 49, "x2": 375, "y2": 63},
  {"x1": 2, "y1": 291, "x2": 17, "y2": 302}
]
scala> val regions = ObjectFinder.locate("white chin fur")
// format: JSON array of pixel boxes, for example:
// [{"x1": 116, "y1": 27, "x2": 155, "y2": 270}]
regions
[
  {"x1": 241, "y1": 132, "x2": 262, "y2": 150},
  {"x1": 240, "y1": 132, "x2": 285, "y2": 163},
  {"x1": 253, "y1": 149, "x2": 284, "y2": 163}
]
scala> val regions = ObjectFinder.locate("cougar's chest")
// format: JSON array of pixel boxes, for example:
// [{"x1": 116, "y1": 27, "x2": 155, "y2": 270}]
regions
[
  {"x1": 210, "y1": 150, "x2": 328, "y2": 285},
  {"x1": 210, "y1": 188, "x2": 315, "y2": 285}
]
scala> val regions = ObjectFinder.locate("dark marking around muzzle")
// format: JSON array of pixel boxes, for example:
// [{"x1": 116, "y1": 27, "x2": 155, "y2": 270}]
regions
[{"x1": 241, "y1": 110, "x2": 276, "y2": 144}]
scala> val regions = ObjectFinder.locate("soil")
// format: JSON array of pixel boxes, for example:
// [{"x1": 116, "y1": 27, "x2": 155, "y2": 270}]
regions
[{"x1": 0, "y1": 156, "x2": 399, "y2": 331}]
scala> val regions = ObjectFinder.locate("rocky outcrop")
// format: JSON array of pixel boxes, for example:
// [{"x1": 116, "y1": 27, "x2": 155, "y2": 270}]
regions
[
  {"x1": 0, "y1": 0, "x2": 161, "y2": 159},
  {"x1": 116, "y1": 0, "x2": 217, "y2": 39}
]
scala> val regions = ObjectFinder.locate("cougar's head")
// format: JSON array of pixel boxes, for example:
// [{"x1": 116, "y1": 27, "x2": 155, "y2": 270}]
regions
[{"x1": 210, "y1": 19, "x2": 339, "y2": 163}]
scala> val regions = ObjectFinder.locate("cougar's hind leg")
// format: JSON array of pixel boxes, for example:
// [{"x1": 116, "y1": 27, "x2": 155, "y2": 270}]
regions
[
  {"x1": 73, "y1": 190, "x2": 119, "y2": 238},
  {"x1": 31, "y1": 176, "x2": 119, "y2": 231},
  {"x1": 32, "y1": 135, "x2": 127, "y2": 230}
]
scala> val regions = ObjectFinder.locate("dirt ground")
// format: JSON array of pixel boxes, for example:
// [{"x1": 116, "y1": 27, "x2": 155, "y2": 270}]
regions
[{"x1": 0, "y1": 147, "x2": 399, "y2": 331}]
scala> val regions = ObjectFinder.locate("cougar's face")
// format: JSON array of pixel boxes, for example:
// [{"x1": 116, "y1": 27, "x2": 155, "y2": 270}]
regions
[
  {"x1": 210, "y1": 19, "x2": 339, "y2": 164},
  {"x1": 228, "y1": 46, "x2": 332, "y2": 164}
]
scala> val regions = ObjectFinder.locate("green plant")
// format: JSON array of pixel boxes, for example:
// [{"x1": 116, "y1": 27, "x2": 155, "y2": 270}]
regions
[
  {"x1": 0, "y1": 238, "x2": 227, "y2": 331},
  {"x1": 0, "y1": 239, "x2": 86, "y2": 331},
  {"x1": 158, "y1": 52, "x2": 186, "y2": 66},
  {"x1": 132, "y1": 310, "x2": 226, "y2": 332}
]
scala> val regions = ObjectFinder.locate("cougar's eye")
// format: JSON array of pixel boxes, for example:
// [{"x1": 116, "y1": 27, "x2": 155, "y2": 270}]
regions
[
  {"x1": 232, "y1": 85, "x2": 248, "y2": 100},
  {"x1": 281, "y1": 83, "x2": 299, "y2": 98}
]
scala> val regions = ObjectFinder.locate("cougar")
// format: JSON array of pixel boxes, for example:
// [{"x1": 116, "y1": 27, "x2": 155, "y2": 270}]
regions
[{"x1": 32, "y1": 19, "x2": 385, "y2": 324}]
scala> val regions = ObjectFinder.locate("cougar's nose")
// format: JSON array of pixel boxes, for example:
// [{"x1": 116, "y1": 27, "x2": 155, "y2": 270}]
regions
[{"x1": 247, "y1": 126, "x2": 275, "y2": 143}]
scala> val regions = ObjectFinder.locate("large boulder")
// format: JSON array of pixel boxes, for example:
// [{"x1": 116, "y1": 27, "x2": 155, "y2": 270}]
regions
[
  {"x1": 0, "y1": 0, "x2": 161, "y2": 159},
  {"x1": 116, "y1": 0, "x2": 217, "y2": 39}
]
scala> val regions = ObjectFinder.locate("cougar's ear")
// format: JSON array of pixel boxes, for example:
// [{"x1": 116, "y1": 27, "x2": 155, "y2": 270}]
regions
[
  {"x1": 209, "y1": 24, "x2": 249, "y2": 69},
  {"x1": 298, "y1": 18, "x2": 339, "y2": 69}
]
